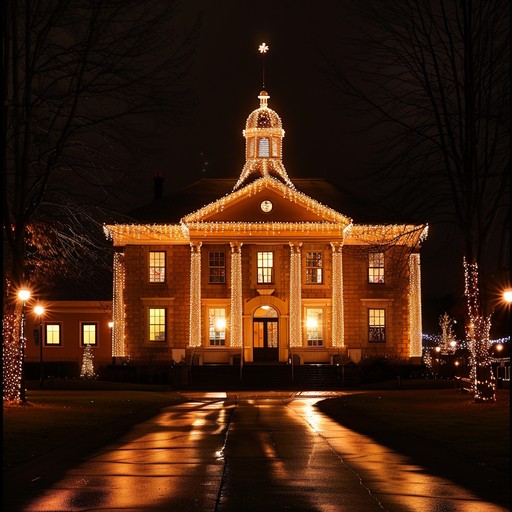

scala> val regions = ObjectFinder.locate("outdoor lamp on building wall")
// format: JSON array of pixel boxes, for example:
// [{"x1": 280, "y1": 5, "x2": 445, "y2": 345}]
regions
[{"x1": 34, "y1": 305, "x2": 45, "y2": 387}]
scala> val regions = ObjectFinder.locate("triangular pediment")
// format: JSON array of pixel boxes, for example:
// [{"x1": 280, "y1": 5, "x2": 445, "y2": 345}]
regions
[{"x1": 181, "y1": 177, "x2": 351, "y2": 226}]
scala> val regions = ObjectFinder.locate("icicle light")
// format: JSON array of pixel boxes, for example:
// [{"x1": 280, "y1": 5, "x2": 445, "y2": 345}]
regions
[
  {"x1": 112, "y1": 252, "x2": 126, "y2": 357},
  {"x1": 230, "y1": 242, "x2": 243, "y2": 347},
  {"x1": 289, "y1": 243, "x2": 302, "y2": 347},
  {"x1": 189, "y1": 242, "x2": 202, "y2": 347},
  {"x1": 331, "y1": 243, "x2": 344, "y2": 347},
  {"x1": 409, "y1": 253, "x2": 423, "y2": 357}
]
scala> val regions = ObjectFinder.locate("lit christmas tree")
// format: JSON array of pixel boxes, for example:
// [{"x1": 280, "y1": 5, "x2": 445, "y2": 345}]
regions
[{"x1": 80, "y1": 345, "x2": 96, "y2": 379}]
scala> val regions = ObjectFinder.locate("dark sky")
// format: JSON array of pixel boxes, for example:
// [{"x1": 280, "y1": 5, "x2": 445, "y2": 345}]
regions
[{"x1": 125, "y1": 1, "x2": 482, "y2": 332}]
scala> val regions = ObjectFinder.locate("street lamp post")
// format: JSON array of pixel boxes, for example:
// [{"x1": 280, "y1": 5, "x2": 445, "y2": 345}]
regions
[
  {"x1": 17, "y1": 288, "x2": 31, "y2": 402},
  {"x1": 34, "y1": 305, "x2": 45, "y2": 387}
]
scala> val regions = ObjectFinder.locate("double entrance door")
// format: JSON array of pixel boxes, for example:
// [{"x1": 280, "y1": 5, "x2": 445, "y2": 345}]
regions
[{"x1": 253, "y1": 318, "x2": 278, "y2": 362}]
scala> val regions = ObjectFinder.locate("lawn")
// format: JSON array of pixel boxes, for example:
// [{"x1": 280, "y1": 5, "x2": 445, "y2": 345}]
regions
[
  {"x1": 3, "y1": 381, "x2": 510, "y2": 476},
  {"x1": 3, "y1": 383, "x2": 185, "y2": 471},
  {"x1": 316, "y1": 386, "x2": 510, "y2": 471}
]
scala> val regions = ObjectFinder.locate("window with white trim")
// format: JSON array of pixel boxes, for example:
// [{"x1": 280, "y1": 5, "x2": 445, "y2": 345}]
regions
[
  {"x1": 257, "y1": 251, "x2": 274, "y2": 284},
  {"x1": 306, "y1": 252, "x2": 323, "y2": 284},
  {"x1": 81, "y1": 323, "x2": 98, "y2": 346},
  {"x1": 149, "y1": 251, "x2": 166, "y2": 283},
  {"x1": 306, "y1": 308, "x2": 323, "y2": 346},
  {"x1": 45, "y1": 324, "x2": 62, "y2": 346},
  {"x1": 258, "y1": 137, "x2": 270, "y2": 157},
  {"x1": 209, "y1": 251, "x2": 226, "y2": 284},
  {"x1": 369, "y1": 252, "x2": 385, "y2": 284},
  {"x1": 209, "y1": 308, "x2": 226, "y2": 346},
  {"x1": 149, "y1": 308, "x2": 166, "y2": 342},
  {"x1": 369, "y1": 309, "x2": 386, "y2": 342}
]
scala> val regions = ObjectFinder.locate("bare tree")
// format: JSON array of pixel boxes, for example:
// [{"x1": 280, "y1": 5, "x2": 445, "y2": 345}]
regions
[
  {"x1": 2, "y1": 0, "x2": 200, "y2": 402},
  {"x1": 321, "y1": 0, "x2": 509, "y2": 401}
]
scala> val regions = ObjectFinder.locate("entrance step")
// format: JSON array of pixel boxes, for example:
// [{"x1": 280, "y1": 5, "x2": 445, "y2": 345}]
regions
[{"x1": 183, "y1": 363, "x2": 360, "y2": 390}]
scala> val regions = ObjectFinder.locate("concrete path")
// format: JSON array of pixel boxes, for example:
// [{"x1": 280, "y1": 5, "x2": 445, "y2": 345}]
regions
[{"x1": 9, "y1": 391, "x2": 509, "y2": 511}]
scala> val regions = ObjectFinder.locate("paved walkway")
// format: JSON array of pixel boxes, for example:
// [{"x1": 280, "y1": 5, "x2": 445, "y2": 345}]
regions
[{"x1": 5, "y1": 391, "x2": 509, "y2": 511}]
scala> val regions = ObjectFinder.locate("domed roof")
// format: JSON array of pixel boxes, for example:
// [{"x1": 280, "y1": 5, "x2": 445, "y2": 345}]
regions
[
  {"x1": 245, "y1": 91, "x2": 283, "y2": 130},
  {"x1": 234, "y1": 89, "x2": 294, "y2": 191}
]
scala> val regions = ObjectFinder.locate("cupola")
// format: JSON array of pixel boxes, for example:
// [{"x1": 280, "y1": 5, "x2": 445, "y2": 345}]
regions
[{"x1": 233, "y1": 90, "x2": 294, "y2": 190}]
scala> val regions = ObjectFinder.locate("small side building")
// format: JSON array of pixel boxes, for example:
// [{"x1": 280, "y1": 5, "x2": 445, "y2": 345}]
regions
[{"x1": 23, "y1": 300, "x2": 113, "y2": 379}]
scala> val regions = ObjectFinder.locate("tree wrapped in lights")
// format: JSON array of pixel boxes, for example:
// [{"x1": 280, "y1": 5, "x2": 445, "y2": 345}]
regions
[
  {"x1": 3, "y1": 1, "x2": 198, "y2": 402},
  {"x1": 464, "y1": 259, "x2": 495, "y2": 402},
  {"x1": 80, "y1": 345, "x2": 97, "y2": 379},
  {"x1": 438, "y1": 313, "x2": 457, "y2": 354},
  {"x1": 2, "y1": 309, "x2": 24, "y2": 403},
  {"x1": 323, "y1": 0, "x2": 508, "y2": 403}
]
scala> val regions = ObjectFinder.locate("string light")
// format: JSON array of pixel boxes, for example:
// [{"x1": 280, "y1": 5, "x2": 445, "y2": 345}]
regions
[
  {"x1": 230, "y1": 242, "x2": 243, "y2": 347},
  {"x1": 409, "y1": 253, "x2": 422, "y2": 357},
  {"x1": 289, "y1": 243, "x2": 302, "y2": 347},
  {"x1": 80, "y1": 345, "x2": 96, "y2": 379},
  {"x1": 464, "y1": 258, "x2": 495, "y2": 402},
  {"x1": 2, "y1": 308, "x2": 24, "y2": 403},
  {"x1": 331, "y1": 243, "x2": 344, "y2": 347},
  {"x1": 112, "y1": 252, "x2": 126, "y2": 357},
  {"x1": 189, "y1": 242, "x2": 202, "y2": 347}
]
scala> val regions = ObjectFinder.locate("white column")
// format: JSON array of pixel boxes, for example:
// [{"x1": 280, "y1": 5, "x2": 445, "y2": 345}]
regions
[
  {"x1": 112, "y1": 251, "x2": 126, "y2": 357},
  {"x1": 409, "y1": 253, "x2": 422, "y2": 357},
  {"x1": 289, "y1": 242, "x2": 302, "y2": 348},
  {"x1": 189, "y1": 242, "x2": 202, "y2": 347},
  {"x1": 230, "y1": 242, "x2": 243, "y2": 347},
  {"x1": 330, "y1": 243, "x2": 344, "y2": 347}
]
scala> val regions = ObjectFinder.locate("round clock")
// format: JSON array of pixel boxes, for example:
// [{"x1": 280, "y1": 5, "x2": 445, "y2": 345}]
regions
[{"x1": 260, "y1": 200, "x2": 273, "y2": 213}]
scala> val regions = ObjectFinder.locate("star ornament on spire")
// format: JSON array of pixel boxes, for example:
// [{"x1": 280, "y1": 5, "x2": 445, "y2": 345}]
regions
[{"x1": 258, "y1": 43, "x2": 269, "y2": 54}]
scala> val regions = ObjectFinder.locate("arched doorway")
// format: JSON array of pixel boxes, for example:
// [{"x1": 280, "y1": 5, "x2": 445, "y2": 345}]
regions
[{"x1": 253, "y1": 305, "x2": 278, "y2": 362}]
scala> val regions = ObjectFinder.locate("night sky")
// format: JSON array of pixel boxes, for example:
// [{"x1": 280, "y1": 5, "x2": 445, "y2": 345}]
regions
[{"x1": 122, "y1": 1, "x2": 495, "y2": 333}]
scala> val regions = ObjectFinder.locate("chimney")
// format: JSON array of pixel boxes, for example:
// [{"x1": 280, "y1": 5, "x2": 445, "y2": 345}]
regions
[{"x1": 153, "y1": 172, "x2": 164, "y2": 199}]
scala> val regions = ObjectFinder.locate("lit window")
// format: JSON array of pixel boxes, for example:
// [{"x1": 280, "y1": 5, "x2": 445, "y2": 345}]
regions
[
  {"x1": 209, "y1": 252, "x2": 226, "y2": 284},
  {"x1": 81, "y1": 323, "x2": 98, "y2": 346},
  {"x1": 369, "y1": 252, "x2": 385, "y2": 284},
  {"x1": 45, "y1": 324, "x2": 62, "y2": 346},
  {"x1": 306, "y1": 252, "x2": 323, "y2": 284},
  {"x1": 369, "y1": 309, "x2": 386, "y2": 342},
  {"x1": 149, "y1": 308, "x2": 166, "y2": 342},
  {"x1": 209, "y1": 308, "x2": 226, "y2": 346},
  {"x1": 257, "y1": 251, "x2": 274, "y2": 283},
  {"x1": 306, "y1": 308, "x2": 323, "y2": 346},
  {"x1": 149, "y1": 251, "x2": 166, "y2": 283},
  {"x1": 258, "y1": 137, "x2": 270, "y2": 157}
]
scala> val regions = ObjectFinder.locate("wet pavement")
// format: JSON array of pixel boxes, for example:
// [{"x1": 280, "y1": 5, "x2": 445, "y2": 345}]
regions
[{"x1": 5, "y1": 391, "x2": 509, "y2": 511}]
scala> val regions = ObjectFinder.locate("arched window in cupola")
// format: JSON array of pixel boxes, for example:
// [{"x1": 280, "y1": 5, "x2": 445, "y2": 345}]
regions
[{"x1": 258, "y1": 137, "x2": 270, "y2": 157}]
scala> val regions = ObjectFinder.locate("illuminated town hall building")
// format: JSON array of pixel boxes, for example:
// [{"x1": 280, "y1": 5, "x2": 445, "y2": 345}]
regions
[{"x1": 105, "y1": 88, "x2": 428, "y2": 369}]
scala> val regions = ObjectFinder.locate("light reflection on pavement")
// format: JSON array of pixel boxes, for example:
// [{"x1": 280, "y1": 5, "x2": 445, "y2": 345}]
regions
[{"x1": 18, "y1": 391, "x2": 508, "y2": 512}]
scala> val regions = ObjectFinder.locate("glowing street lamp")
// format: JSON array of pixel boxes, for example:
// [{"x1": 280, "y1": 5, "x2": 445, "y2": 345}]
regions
[
  {"x1": 17, "y1": 288, "x2": 31, "y2": 402},
  {"x1": 34, "y1": 305, "x2": 45, "y2": 387},
  {"x1": 503, "y1": 289, "x2": 512, "y2": 304}
]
